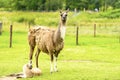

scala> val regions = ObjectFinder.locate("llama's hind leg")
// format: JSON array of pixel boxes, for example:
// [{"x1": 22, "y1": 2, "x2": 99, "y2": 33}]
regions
[
  {"x1": 50, "y1": 54, "x2": 54, "y2": 73},
  {"x1": 35, "y1": 48, "x2": 41, "y2": 68}
]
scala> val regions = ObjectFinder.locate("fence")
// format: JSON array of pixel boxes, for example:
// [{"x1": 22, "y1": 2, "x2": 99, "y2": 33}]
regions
[
  {"x1": 67, "y1": 23, "x2": 120, "y2": 45},
  {"x1": 2, "y1": 23, "x2": 120, "y2": 47},
  {"x1": 0, "y1": 22, "x2": 2, "y2": 35},
  {"x1": 9, "y1": 25, "x2": 13, "y2": 48}
]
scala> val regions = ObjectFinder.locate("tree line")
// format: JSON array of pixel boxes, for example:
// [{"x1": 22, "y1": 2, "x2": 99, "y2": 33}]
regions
[{"x1": 0, "y1": 0, "x2": 120, "y2": 11}]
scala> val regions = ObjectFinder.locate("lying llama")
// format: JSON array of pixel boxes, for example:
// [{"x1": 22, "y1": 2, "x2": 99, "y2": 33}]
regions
[
  {"x1": 0, "y1": 63, "x2": 41, "y2": 80},
  {"x1": 28, "y1": 10, "x2": 68, "y2": 73}
]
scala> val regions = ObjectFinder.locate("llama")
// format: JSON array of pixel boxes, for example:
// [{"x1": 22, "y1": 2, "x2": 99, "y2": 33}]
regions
[
  {"x1": 4, "y1": 63, "x2": 41, "y2": 79},
  {"x1": 28, "y1": 10, "x2": 68, "y2": 73}
]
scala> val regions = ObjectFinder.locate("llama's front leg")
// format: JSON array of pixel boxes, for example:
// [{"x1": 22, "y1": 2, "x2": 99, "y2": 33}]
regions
[
  {"x1": 54, "y1": 56, "x2": 58, "y2": 72},
  {"x1": 35, "y1": 48, "x2": 41, "y2": 68},
  {"x1": 29, "y1": 46, "x2": 35, "y2": 69},
  {"x1": 50, "y1": 54, "x2": 54, "y2": 73}
]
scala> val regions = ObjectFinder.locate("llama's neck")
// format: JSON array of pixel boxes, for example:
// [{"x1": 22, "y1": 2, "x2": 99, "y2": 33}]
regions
[
  {"x1": 54, "y1": 21, "x2": 66, "y2": 44},
  {"x1": 60, "y1": 25, "x2": 66, "y2": 39},
  {"x1": 59, "y1": 21, "x2": 66, "y2": 39}
]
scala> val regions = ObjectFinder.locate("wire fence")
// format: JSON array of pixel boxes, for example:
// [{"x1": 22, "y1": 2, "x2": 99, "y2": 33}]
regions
[
  {"x1": 66, "y1": 23, "x2": 120, "y2": 45},
  {"x1": 67, "y1": 23, "x2": 120, "y2": 36}
]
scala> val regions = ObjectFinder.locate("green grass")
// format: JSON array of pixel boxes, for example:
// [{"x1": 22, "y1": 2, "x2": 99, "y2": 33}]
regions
[
  {"x1": 0, "y1": 21, "x2": 120, "y2": 80},
  {"x1": 1, "y1": 10, "x2": 120, "y2": 26},
  {"x1": 0, "y1": 10, "x2": 120, "y2": 80}
]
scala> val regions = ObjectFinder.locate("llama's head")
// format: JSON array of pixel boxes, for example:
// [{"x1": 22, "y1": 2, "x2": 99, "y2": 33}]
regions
[{"x1": 60, "y1": 9, "x2": 69, "y2": 24}]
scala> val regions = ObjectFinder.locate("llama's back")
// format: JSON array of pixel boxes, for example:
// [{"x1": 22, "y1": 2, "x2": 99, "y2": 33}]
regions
[
  {"x1": 28, "y1": 26, "x2": 64, "y2": 54},
  {"x1": 28, "y1": 26, "x2": 55, "y2": 53}
]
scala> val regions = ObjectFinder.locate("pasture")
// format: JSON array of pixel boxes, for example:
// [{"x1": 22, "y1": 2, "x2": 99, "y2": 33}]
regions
[{"x1": 0, "y1": 11, "x2": 120, "y2": 80}]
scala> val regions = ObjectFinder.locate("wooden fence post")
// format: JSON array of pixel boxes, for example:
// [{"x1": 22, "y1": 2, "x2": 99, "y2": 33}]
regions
[
  {"x1": 9, "y1": 25, "x2": 13, "y2": 48},
  {"x1": 76, "y1": 26, "x2": 79, "y2": 45},
  {"x1": 0, "y1": 22, "x2": 2, "y2": 35},
  {"x1": 118, "y1": 32, "x2": 120, "y2": 43},
  {"x1": 94, "y1": 24, "x2": 96, "y2": 37}
]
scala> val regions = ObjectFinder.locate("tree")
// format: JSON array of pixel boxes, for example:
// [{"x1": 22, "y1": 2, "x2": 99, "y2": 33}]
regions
[
  {"x1": 37, "y1": 0, "x2": 46, "y2": 11},
  {"x1": 0, "y1": 0, "x2": 120, "y2": 11},
  {"x1": 113, "y1": 0, "x2": 120, "y2": 8},
  {"x1": 11, "y1": 0, "x2": 26, "y2": 10},
  {"x1": 45, "y1": 0, "x2": 63, "y2": 11},
  {"x1": 66, "y1": 0, "x2": 89, "y2": 10}
]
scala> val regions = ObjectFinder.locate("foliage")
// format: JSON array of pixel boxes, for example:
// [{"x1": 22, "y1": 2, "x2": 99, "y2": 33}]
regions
[
  {"x1": 0, "y1": 0, "x2": 120, "y2": 11},
  {"x1": 113, "y1": 0, "x2": 120, "y2": 9},
  {"x1": 9, "y1": 0, "x2": 63, "y2": 11}
]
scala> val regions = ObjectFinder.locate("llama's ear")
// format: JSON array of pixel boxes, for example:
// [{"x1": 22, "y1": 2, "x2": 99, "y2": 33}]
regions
[
  {"x1": 66, "y1": 8, "x2": 69, "y2": 13},
  {"x1": 60, "y1": 10, "x2": 62, "y2": 13}
]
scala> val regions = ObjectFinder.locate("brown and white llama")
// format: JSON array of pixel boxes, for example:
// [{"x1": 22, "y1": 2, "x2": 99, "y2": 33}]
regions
[
  {"x1": 28, "y1": 10, "x2": 68, "y2": 73},
  {"x1": 5, "y1": 63, "x2": 41, "y2": 79}
]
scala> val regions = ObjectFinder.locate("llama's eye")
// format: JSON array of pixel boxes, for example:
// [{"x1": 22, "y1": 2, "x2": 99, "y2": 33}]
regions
[
  {"x1": 61, "y1": 14, "x2": 63, "y2": 16},
  {"x1": 66, "y1": 14, "x2": 67, "y2": 16}
]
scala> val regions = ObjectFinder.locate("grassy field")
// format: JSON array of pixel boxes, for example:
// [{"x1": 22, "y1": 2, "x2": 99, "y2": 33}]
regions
[
  {"x1": 1, "y1": 9, "x2": 120, "y2": 26},
  {"x1": 0, "y1": 11, "x2": 120, "y2": 80}
]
